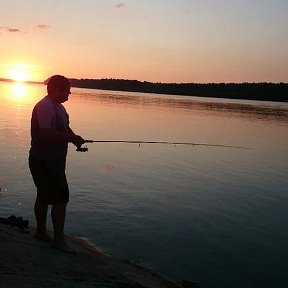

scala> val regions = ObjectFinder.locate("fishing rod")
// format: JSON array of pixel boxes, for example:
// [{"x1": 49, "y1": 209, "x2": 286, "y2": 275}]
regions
[{"x1": 76, "y1": 140, "x2": 250, "y2": 152}]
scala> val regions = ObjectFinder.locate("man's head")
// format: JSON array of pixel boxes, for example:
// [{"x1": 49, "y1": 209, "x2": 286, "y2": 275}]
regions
[{"x1": 47, "y1": 75, "x2": 71, "y2": 103}]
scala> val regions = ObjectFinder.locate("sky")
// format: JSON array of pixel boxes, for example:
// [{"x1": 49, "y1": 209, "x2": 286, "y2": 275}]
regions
[{"x1": 0, "y1": 0, "x2": 288, "y2": 83}]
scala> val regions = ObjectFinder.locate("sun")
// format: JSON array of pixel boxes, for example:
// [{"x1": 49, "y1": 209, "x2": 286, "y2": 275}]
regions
[{"x1": 7, "y1": 64, "x2": 31, "y2": 82}]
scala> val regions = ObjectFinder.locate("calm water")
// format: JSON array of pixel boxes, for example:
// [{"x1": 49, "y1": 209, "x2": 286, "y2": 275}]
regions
[{"x1": 1, "y1": 82, "x2": 288, "y2": 287}]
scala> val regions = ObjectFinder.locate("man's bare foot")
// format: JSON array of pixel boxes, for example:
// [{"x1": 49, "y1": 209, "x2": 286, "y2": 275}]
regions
[
  {"x1": 34, "y1": 232, "x2": 52, "y2": 243},
  {"x1": 51, "y1": 239, "x2": 76, "y2": 254}
]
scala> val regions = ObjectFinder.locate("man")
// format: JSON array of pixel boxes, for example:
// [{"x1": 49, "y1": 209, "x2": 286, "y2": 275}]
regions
[{"x1": 29, "y1": 75, "x2": 85, "y2": 251}]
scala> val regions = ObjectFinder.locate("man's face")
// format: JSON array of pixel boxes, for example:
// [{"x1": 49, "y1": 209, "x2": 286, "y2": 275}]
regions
[{"x1": 54, "y1": 85, "x2": 71, "y2": 103}]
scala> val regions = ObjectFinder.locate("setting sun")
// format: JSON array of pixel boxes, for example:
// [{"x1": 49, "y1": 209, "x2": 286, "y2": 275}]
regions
[{"x1": 7, "y1": 64, "x2": 31, "y2": 82}]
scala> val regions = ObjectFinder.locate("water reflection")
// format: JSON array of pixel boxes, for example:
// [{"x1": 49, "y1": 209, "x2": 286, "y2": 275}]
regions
[
  {"x1": 11, "y1": 83, "x2": 27, "y2": 99},
  {"x1": 1, "y1": 82, "x2": 288, "y2": 287},
  {"x1": 0, "y1": 82, "x2": 45, "y2": 105},
  {"x1": 70, "y1": 88, "x2": 288, "y2": 123}
]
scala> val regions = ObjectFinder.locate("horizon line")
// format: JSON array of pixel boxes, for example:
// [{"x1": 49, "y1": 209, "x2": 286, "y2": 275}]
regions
[{"x1": 1, "y1": 77, "x2": 286, "y2": 85}]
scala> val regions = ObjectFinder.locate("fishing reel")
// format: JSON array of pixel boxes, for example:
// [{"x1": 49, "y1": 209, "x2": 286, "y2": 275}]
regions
[
  {"x1": 76, "y1": 140, "x2": 94, "y2": 152},
  {"x1": 76, "y1": 145, "x2": 88, "y2": 152}
]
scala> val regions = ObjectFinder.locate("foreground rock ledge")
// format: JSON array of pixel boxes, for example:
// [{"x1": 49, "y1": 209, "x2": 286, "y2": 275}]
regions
[{"x1": 0, "y1": 223, "x2": 192, "y2": 288}]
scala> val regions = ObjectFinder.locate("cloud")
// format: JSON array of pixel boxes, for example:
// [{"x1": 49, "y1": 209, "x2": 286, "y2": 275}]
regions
[
  {"x1": 0, "y1": 24, "x2": 50, "y2": 34},
  {"x1": 0, "y1": 26, "x2": 22, "y2": 33},
  {"x1": 115, "y1": 3, "x2": 126, "y2": 8},
  {"x1": 7, "y1": 28, "x2": 21, "y2": 33},
  {"x1": 37, "y1": 24, "x2": 51, "y2": 30}
]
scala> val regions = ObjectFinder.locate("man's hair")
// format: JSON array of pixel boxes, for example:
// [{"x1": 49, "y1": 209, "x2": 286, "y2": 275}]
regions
[{"x1": 47, "y1": 75, "x2": 70, "y2": 94}]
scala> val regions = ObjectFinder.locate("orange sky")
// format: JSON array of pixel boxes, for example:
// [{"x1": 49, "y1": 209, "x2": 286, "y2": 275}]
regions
[{"x1": 0, "y1": 1, "x2": 288, "y2": 83}]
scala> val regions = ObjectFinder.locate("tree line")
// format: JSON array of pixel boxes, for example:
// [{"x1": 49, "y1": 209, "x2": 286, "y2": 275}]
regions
[
  {"x1": 69, "y1": 78, "x2": 287, "y2": 102},
  {"x1": 1, "y1": 77, "x2": 286, "y2": 102}
]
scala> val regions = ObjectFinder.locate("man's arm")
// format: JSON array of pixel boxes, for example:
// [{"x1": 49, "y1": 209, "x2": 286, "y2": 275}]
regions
[
  {"x1": 39, "y1": 128, "x2": 85, "y2": 148},
  {"x1": 67, "y1": 126, "x2": 85, "y2": 147},
  {"x1": 67, "y1": 126, "x2": 76, "y2": 135}
]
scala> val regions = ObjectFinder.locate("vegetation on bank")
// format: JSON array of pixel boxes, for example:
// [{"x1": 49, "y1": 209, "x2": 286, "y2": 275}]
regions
[{"x1": 69, "y1": 78, "x2": 288, "y2": 102}]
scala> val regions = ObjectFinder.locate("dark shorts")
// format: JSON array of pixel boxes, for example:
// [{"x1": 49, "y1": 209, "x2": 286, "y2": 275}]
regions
[{"x1": 29, "y1": 157, "x2": 69, "y2": 205}]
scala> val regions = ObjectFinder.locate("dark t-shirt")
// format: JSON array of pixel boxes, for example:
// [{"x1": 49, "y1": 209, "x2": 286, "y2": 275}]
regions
[{"x1": 29, "y1": 96, "x2": 69, "y2": 160}]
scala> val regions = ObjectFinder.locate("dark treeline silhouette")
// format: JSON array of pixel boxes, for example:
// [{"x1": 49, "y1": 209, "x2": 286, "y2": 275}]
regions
[
  {"x1": 69, "y1": 78, "x2": 287, "y2": 102},
  {"x1": 1, "y1": 77, "x2": 286, "y2": 102}
]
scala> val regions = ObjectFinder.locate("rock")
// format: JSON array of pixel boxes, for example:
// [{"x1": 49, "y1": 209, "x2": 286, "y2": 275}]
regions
[{"x1": 0, "y1": 223, "x2": 183, "y2": 288}]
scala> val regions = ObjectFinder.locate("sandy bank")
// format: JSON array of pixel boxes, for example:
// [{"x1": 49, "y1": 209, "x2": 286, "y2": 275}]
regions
[{"x1": 0, "y1": 223, "x2": 198, "y2": 288}]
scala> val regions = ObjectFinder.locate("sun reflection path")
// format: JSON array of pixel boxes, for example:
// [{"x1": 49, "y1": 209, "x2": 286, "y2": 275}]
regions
[
  {"x1": 12, "y1": 83, "x2": 27, "y2": 99},
  {"x1": 0, "y1": 81, "x2": 45, "y2": 105}
]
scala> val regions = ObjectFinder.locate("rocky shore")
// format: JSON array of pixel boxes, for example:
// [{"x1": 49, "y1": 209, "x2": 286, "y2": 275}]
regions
[{"x1": 0, "y1": 223, "x2": 199, "y2": 288}]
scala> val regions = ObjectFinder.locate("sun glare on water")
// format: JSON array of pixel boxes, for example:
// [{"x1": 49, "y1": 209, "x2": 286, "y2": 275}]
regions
[
  {"x1": 4, "y1": 64, "x2": 33, "y2": 100},
  {"x1": 12, "y1": 83, "x2": 27, "y2": 99}
]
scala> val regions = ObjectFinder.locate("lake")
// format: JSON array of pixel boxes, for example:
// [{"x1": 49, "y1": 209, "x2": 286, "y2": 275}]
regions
[{"x1": 0, "y1": 81, "x2": 288, "y2": 287}]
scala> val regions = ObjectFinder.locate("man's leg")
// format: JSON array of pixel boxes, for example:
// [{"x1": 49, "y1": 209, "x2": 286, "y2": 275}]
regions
[
  {"x1": 51, "y1": 202, "x2": 69, "y2": 247},
  {"x1": 34, "y1": 196, "x2": 51, "y2": 241}
]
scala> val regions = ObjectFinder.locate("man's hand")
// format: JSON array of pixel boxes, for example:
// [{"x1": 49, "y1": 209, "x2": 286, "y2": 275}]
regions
[{"x1": 71, "y1": 135, "x2": 85, "y2": 148}]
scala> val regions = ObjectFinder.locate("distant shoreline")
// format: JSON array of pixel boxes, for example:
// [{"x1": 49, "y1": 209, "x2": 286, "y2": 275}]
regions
[
  {"x1": 0, "y1": 78, "x2": 43, "y2": 85},
  {"x1": 70, "y1": 79, "x2": 288, "y2": 103},
  {"x1": 1, "y1": 77, "x2": 287, "y2": 102}
]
